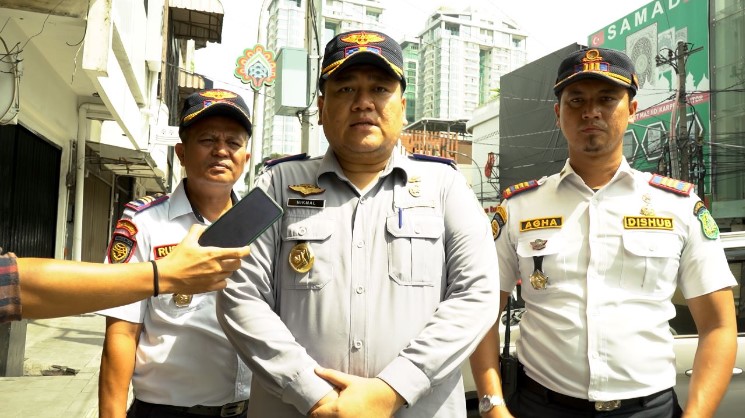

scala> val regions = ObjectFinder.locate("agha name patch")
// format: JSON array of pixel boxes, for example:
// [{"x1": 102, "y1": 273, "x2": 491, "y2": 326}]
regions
[{"x1": 520, "y1": 217, "x2": 562, "y2": 232}]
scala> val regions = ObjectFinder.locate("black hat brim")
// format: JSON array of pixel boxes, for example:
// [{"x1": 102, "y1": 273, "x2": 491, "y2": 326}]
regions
[
  {"x1": 179, "y1": 102, "x2": 252, "y2": 139},
  {"x1": 554, "y1": 72, "x2": 636, "y2": 97},
  {"x1": 320, "y1": 52, "x2": 406, "y2": 90}
]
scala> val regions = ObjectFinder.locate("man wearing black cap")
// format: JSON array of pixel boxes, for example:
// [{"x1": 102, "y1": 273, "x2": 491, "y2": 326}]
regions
[
  {"x1": 98, "y1": 89, "x2": 253, "y2": 418},
  {"x1": 217, "y1": 30, "x2": 499, "y2": 418},
  {"x1": 470, "y1": 47, "x2": 736, "y2": 417}
]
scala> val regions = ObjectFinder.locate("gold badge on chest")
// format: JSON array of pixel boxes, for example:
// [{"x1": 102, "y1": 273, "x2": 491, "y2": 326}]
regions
[
  {"x1": 289, "y1": 242, "x2": 314, "y2": 273},
  {"x1": 173, "y1": 293, "x2": 192, "y2": 308}
]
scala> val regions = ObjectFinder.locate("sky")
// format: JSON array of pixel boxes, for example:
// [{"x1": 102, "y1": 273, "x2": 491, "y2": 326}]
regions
[{"x1": 194, "y1": 0, "x2": 653, "y2": 93}]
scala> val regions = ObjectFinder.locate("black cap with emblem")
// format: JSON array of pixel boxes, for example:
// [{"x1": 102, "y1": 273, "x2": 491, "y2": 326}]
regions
[
  {"x1": 179, "y1": 89, "x2": 252, "y2": 140},
  {"x1": 554, "y1": 47, "x2": 639, "y2": 98},
  {"x1": 319, "y1": 30, "x2": 405, "y2": 92}
]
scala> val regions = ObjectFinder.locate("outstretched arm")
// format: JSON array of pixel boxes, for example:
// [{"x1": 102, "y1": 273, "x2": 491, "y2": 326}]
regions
[{"x1": 16, "y1": 225, "x2": 250, "y2": 319}]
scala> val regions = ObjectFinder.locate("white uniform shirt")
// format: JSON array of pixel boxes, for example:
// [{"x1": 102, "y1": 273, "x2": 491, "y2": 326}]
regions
[
  {"x1": 218, "y1": 148, "x2": 500, "y2": 417},
  {"x1": 496, "y1": 159, "x2": 736, "y2": 401},
  {"x1": 98, "y1": 181, "x2": 251, "y2": 407}
]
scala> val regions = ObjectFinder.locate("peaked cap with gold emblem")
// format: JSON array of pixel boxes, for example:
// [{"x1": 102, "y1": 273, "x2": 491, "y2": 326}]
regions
[
  {"x1": 554, "y1": 47, "x2": 639, "y2": 97},
  {"x1": 179, "y1": 89, "x2": 252, "y2": 139},
  {"x1": 320, "y1": 30, "x2": 405, "y2": 91}
]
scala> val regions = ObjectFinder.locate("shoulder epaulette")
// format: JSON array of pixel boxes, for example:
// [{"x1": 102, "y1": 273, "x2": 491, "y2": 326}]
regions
[
  {"x1": 410, "y1": 153, "x2": 457, "y2": 169},
  {"x1": 124, "y1": 194, "x2": 169, "y2": 212},
  {"x1": 264, "y1": 153, "x2": 309, "y2": 168},
  {"x1": 502, "y1": 180, "x2": 540, "y2": 199},
  {"x1": 649, "y1": 174, "x2": 693, "y2": 196}
]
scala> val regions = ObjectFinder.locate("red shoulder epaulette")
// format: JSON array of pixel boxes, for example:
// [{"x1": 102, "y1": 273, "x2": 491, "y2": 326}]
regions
[
  {"x1": 124, "y1": 194, "x2": 169, "y2": 212},
  {"x1": 502, "y1": 180, "x2": 540, "y2": 199},
  {"x1": 649, "y1": 174, "x2": 693, "y2": 196}
]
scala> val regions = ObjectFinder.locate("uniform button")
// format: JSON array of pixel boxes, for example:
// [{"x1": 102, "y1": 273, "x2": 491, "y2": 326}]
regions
[
  {"x1": 355, "y1": 286, "x2": 365, "y2": 294},
  {"x1": 353, "y1": 340, "x2": 363, "y2": 349},
  {"x1": 359, "y1": 197, "x2": 366, "y2": 204},
  {"x1": 298, "y1": 226, "x2": 307, "y2": 235},
  {"x1": 356, "y1": 241, "x2": 364, "y2": 248}
]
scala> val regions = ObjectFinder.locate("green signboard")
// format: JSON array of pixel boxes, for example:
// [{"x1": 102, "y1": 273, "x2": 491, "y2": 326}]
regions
[{"x1": 588, "y1": 0, "x2": 709, "y2": 191}]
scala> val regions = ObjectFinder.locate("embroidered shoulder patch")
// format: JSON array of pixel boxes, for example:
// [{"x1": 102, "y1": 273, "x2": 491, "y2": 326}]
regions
[
  {"x1": 409, "y1": 153, "x2": 457, "y2": 169},
  {"x1": 264, "y1": 153, "x2": 309, "y2": 168},
  {"x1": 693, "y1": 200, "x2": 719, "y2": 240},
  {"x1": 107, "y1": 234, "x2": 136, "y2": 263},
  {"x1": 491, "y1": 205, "x2": 507, "y2": 240},
  {"x1": 502, "y1": 180, "x2": 540, "y2": 199},
  {"x1": 125, "y1": 194, "x2": 169, "y2": 212},
  {"x1": 648, "y1": 174, "x2": 693, "y2": 196}
]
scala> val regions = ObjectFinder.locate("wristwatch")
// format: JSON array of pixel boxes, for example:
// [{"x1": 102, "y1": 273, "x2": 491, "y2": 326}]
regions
[{"x1": 478, "y1": 394, "x2": 506, "y2": 414}]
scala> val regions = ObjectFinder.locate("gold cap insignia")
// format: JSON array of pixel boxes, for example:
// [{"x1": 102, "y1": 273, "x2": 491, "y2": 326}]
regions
[
  {"x1": 289, "y1": 184, "x2": 325, "y2": 196},
  {"x1": 289, "y1": 242, "x2": 315, "y2": 273},
  {"x1": 340, "y1": 32, "x2": 385, "y2": 46},
  {"x1": 200, "y1": 90, "x2": 237, "y2": 100}
]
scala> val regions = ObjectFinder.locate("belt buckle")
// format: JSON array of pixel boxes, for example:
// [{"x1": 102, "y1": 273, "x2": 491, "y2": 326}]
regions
[
  {"x1": 220, "y1": 401, "x2": 246, "y2": 417},
  {"x1": 594, "y1": 400, "x2": 621, "y2": 411}
]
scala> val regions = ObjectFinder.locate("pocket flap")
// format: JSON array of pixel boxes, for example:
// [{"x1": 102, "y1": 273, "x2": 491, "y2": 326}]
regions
[
  {"x1": 386, "y1": 213, "x2": 444, "y2": 239},
  {"x1": 516, "y1": 235, "x2": 564, "y2": 257},
  {"x1": 282, "y1": 217, "x2": 333, "y2": 241},
  {"x1": 622, "y1": 232, "x2": 679, "y2": 258}
]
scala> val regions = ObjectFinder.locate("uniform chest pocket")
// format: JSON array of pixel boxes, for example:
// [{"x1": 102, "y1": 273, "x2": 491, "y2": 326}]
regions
[
  {"x1": 516, "y1": 234, "x2": 565, "y2": 295},
  {"x1": 280, "y1": 218, "x2": 334, "y2": 290},
  {"x1": 621, "y1": 231, "x2": 681, "y2": 295},
  {"x1": 386, "y1": 213, "x2": 445, "y2": 286}
]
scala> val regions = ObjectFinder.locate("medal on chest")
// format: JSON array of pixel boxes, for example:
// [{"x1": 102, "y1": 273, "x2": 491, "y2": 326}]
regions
[
  {"x1": 529, "y1": 239, "x2": 549, "y2": 290},
  {"x1": 173, "y1": 293, "x2": 192, "y2": 308},
  {"x1": 289, "y1": 242, "x2": 314, "y2": 273}
]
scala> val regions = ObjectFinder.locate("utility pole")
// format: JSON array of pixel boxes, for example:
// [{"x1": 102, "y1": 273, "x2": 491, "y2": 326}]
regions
[
  {"x1": 301, "y1": 0, "x2": 322, "y2": 156},
  {"x1": 655, "y1": 41, "x2": 702, "y2": 181}
]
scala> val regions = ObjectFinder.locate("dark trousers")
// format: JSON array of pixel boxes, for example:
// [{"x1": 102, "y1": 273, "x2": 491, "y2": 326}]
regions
[{"x1": 127, "y1": 399, "x2": 249, "y2": 418}]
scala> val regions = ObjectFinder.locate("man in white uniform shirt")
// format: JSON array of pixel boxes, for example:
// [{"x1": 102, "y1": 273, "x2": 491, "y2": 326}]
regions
[
  {"x1": 469, "y1": 47, "x2": 737, "y2": 418},
  {"x1": 98, "y1": 89, "x2": 253, "y2": 418}
]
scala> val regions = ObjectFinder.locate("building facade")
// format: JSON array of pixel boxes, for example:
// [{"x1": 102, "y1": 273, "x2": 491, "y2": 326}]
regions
[
  {"x1": 261, "y1": 0, "x2": 386, "y2": 159},
  {"x1": 415, "y1": 7, "x2": 527, "y2": 121}
]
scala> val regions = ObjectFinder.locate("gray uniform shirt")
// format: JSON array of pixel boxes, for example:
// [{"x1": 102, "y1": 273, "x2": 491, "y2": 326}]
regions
[{"x1": 218, "y1": 147, "x2": 499, "y2": 417}]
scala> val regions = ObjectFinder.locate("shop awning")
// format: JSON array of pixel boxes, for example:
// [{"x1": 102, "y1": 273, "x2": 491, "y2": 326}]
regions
[
  {"x1": 169, "y1": 0, "x2": 224, "y2": 49},
  {"x1": 86, "y1": 142, "x2": 167, "y2": 192}
]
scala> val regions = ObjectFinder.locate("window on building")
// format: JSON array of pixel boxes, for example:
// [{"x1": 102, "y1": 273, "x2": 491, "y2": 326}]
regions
[
  {"x1": 444, "y1": 23, "x2": 460, "y2": 36},
  {"x1": 366, "y1": 10, "x2": 380, "y2": 22}
]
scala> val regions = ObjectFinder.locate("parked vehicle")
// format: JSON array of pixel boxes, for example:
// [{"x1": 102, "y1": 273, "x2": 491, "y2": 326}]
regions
[{"x1": 463, "y1": 231, "x2": 745, "y2": 416}]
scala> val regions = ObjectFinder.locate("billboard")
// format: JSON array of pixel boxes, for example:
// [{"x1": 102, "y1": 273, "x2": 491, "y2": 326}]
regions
[{"x1": 588, "y1": 0, "x2": 709, "y2": 190}]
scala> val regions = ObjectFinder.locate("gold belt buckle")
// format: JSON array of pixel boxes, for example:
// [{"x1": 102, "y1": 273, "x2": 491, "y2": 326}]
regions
[{"x1": 594, "y1": 400, "x2": 621, "y2": 411}]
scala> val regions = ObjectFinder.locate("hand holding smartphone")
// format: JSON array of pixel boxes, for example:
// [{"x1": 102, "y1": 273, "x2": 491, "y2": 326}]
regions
[{"x1": 198, "y1": 187, "x2": 283, "y2": 248}]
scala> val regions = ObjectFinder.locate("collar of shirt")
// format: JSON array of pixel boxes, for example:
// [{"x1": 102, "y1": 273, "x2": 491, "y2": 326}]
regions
[
  {"x1": 174, "y1": 179, "x2": 239, "y2": 223},
  {"x1": 317, "y1": 145, "x2": 408, "y2": 185},
  {"x1": 557, "y1": 158, "x2": 636, "y2": 191}
]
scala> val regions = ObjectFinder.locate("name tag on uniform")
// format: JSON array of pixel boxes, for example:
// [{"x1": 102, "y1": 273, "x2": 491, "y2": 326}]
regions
[
  {"x1": 623, "y1": 216, "x2": 673, "y2": 230},
  {"x1": 287, "y1": 198, "x2": 325, "y2": 209},
  {"x1": 153, "y1": 244, "x2": 178, "y2": 259},
  {"x1": 520, "y1": 217, "x2": 563, "y2": 232}
]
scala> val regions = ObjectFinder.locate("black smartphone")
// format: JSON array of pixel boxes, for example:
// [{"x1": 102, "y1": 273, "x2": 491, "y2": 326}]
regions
[{"x1": 198, "y1": 187, "x2": 283, "y2": 248}]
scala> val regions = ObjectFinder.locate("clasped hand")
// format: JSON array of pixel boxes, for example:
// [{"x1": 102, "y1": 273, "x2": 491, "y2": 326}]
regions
[{"x1": 309, "y1": 368, "x2": 405, "y2": 418}]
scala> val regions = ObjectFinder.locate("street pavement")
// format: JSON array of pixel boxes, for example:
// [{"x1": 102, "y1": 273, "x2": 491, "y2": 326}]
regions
[{"x1": 0, "y1": 314, "x2": 126, "y2": 418}]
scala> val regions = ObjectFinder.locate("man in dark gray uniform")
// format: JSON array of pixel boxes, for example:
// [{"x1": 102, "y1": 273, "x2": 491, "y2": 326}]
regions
[{"x1": 218, "y1": 30, "x2": 500, "y2": 418}]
